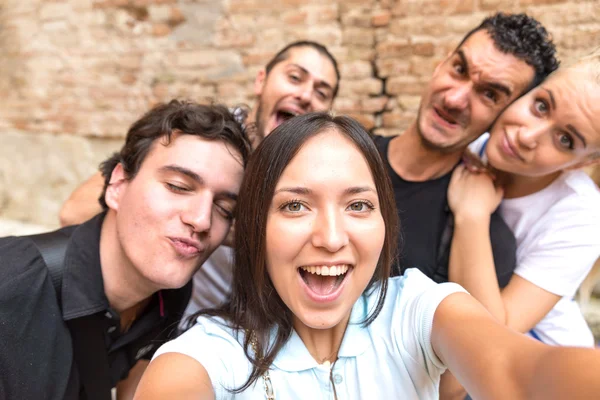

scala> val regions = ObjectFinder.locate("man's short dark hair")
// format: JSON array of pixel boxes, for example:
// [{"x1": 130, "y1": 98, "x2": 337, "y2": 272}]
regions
[
  {"x1": 98, "y1": 100, "x2": 252, "y2": 209},
  {"x1": 264, "y1": 40, "x2": 341, "y2": 98},
  {"x1": 458, "y1": 12, "x2": 559, "y2": 90}
]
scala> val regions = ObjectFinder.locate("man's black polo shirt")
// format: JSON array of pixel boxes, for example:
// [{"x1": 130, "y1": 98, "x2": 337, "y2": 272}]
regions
[
  {"x1": 373, "y1": 135, "x2": 516, "y2": 287},
  {"x1": 0, "y1": 213, "x2": 192, "y2": 399}
]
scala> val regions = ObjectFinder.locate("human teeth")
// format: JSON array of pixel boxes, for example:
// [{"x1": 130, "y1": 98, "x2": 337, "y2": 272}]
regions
[{"x1": 300, "y1": 265, "x2": 350, "y2": 276}]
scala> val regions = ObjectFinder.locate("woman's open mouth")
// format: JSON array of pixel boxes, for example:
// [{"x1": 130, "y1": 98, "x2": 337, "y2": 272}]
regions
[{"x1": 298, "y1": 264, "x2": 352, "y2": 302}]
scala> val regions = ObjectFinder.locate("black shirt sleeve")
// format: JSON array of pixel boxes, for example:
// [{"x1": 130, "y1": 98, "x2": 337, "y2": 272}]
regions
[
  {"x1": 489, "y1": 210, "x2": 517, "y2": 288},
  {"x1": 0, "y1": 237, "x2": 76, "y2": 400}
]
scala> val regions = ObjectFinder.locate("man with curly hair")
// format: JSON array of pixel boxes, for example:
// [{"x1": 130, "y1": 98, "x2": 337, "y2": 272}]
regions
[
  {"x1": 371, "y1": 12, "x2": 559, "y2": 399},
  {"x1": 376, "y1": 12, "x2": 558, "y2": 283}
]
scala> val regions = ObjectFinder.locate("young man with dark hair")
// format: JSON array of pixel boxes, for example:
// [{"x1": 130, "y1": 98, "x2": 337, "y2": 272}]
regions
[
  {"x1": 58, "y1": 41, "x2": 340, "y2": 314},
  {"x1": 0, "y1": 101, "x2": 251, "y2": 399}
]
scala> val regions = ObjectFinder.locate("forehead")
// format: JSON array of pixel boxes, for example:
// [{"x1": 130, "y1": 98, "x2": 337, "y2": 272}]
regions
[
  {"x1": 457, "y1": 30, "x2": 535, "y2": 97},
  {"x1": 141, "y1": 134, "x2": 243, "y2": 175},
  {"x1": 544, "y1": 67, "x2": 600, "y2": 147},
  {"x1": 276, "y1": 131, "x2": 373, "y2": 186},
  {"x1": 272, "y1": 46, "x2": 338, "y2": 88}
]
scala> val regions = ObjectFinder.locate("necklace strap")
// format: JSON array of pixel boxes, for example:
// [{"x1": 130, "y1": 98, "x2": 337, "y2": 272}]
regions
[{"x1": 248, "y1": 330, "x2": 275, "y2": 400}]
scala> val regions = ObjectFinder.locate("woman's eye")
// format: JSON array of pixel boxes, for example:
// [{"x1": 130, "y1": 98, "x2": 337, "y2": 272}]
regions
[
  {"x1": 347, "y1": 201, "x2": 374, "y2": 212},
  {"x1": 285, "y1": 202, "x2": 304, "y2": 212},
  {"x1": 558, "y1": 133, "x2": 575, "y2": 150},
  {"x1": 534, "y1": 99, "x2": 549, "y2": 114}
]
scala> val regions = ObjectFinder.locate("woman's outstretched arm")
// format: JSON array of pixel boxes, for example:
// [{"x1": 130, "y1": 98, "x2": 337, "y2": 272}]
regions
[
  {"x1": 446, "y1": 165, "x2": 561, "y2": 331},
  {"x1": 432, "y1": 291, "x2": 600, "y2": 400},
  {"x1": 133, "y1": 353, "x2": 215, "y2": 400}
]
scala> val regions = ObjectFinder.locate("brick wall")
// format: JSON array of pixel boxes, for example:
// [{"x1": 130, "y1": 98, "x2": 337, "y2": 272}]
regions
[{"x1": 0, "y1": 0, "x2": 599, "y2": 226}]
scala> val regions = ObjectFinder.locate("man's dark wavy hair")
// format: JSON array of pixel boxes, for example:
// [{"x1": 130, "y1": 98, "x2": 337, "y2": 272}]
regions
[
  {"x1": 98, "y1": 100, "x2": 252, "y2": 209},
  {"x1": 458, "y1": 12, "x2": 560, "y2": 90}
]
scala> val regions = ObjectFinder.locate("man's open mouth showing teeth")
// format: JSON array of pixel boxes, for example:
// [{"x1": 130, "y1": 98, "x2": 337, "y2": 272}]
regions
[{"x1": 298, "y1": 265, "x2": 351, "y2": 296}]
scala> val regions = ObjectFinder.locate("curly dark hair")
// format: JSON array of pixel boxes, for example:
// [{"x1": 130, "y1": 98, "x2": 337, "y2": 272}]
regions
[
  {"x1": 458, "y1": 12, "x2": 560, "y2": 90},
  {"x1": 98, "y1": 100, "x2": 252, "y2": 209}
]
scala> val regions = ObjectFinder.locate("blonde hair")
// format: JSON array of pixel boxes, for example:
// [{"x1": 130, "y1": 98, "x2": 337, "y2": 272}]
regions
[{"x1": 567, "y1": 47, "x2": 600, "y2": 84}]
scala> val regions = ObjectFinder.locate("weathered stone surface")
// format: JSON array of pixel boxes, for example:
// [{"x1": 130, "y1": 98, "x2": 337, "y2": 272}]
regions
[
  {"x1": 0, "y1": 219, "x2": 53, "y2": 236},
  {"x1": 0, "y1": 131, "x2": 121, "y2": 227},
  {"x1": 1, "y1": 0, "x2": 600, "y2": 230}
]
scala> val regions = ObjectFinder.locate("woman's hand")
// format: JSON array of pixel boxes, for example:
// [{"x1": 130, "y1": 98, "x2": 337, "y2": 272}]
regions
[{"x1": 448, "y1": 164, "x2": 503, "y2": 221}]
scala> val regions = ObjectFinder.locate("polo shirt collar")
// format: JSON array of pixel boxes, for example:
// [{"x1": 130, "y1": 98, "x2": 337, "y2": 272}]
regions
[
  {"x1": 272, "y1": 295, "x2": 372, "y2": 372},
  {"x1": 61, "y1": 212, "x2": 109, "y2": 321}
]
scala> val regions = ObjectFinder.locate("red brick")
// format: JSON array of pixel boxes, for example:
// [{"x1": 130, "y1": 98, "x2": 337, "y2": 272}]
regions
[
  {"x1": 338, "y1": 78, "x2": 383, "y2": 96},
  {"x1": 412, "y1": 42, "x2": 435, "y2": 57},
  {"x1": 342, "y1": 27, "x2": 375, "y2": 47},
  {"x1": 120, "y1": 72, "x2": 137, "y2": 85},
  {"x1": 341, "y1": 9, "x2": 373, "y2": 28},
  {"x1": 340, "y1": 60, "x2": 372, "y2": 79},
  {"x1": 375, "y1": 58, "x2": 410, "y2": 78},
  {"x1": 520, "y1": 0, "x2": 564, "y2": 4},
  {"x1": 371, "y1": 10, "x2": 392, "y2": 27},
  {"x1": 334, "y1": 98, "x2": 361, "y2": 113},
  {"x1": 376, "y1": 40, "x2": 411, "y2": 59},
  {"x1": 283, "y1": 11, "x2": 308, "y2": 25},
  {"x1": 152, "y1": 23, "x2": 171, "y2": 37},
  {"x1": 362, "y1": 96, "x2": 389, "y2": 113},
  {"x1": 345, "y1": 113, "x2": 376, "y2": 130},
  {"x1": 382, "y1": 110, "x2": 415, "y2": 129},
  {"x1": 214, "y1": 31, "x2": 255, "y2": 48},
  {"x1": 386, "y1": 76, "x2": 427, "y2": 96}
]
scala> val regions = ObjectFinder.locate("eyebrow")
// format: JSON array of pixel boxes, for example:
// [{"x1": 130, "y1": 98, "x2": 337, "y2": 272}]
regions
[
  {"x1": 543, "y1": 89, "x2": 587, "y2": 148},
  {"x1": 289, "y1": 63, "x2": 334, "y2": 93},
  {"x1": 344, "y1": 186, "x2": 377, "y2": 195},
  {"x1": 456, "y1": 50, "x2": 512, "y2": 98},
  {"x1": 159, "y1": 165, "x2": 238, "y2": 200},
  {"x1": 567, "y1": 124, "x2": 587, "y2": 148},
  {"x1": 543, "y1": 88, "x2": 557, "y2": 110},
  {"x1": 274, "y1": 186, "x2": 312, "y2": 196},
  {"x1": 273, "y1": 186, "x2": 377, "y2": 196}
]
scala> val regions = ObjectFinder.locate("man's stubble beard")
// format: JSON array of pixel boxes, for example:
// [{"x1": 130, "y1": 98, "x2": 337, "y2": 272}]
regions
[{"x1": 415, "y1": 106, "x2": 473, "y2": 155}]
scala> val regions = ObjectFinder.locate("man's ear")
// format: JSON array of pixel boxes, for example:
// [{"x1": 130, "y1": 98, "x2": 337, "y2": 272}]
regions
[
  {"x1": 104, "y1": 163, "x2": 128, "y2": 211},
  {"x1": 254, "y1": 68, "x2": 267, "y2": 96}
]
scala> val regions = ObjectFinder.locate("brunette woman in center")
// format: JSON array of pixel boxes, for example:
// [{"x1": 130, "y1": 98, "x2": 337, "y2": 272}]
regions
[{"x1": 135, "y1": 113, "x2": 600, "y2": 399}]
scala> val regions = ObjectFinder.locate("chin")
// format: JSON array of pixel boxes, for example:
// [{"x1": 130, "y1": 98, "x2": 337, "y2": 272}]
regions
[
  {"x1": 151, "y1": 267, "x2": 195, "y2": 290},
  {"x1": 298, "y1": 306, "x2": 349, "y2": 330}
]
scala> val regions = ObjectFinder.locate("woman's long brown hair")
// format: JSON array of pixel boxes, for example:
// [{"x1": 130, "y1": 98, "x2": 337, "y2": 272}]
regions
[{"x1": 193, "y1": 112, "x2": 399, "y2": 392}]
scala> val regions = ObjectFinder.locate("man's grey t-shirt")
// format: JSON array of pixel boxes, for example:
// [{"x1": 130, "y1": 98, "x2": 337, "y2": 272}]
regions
[{"x1": 182, "y1": 245, "x2": 234, "y2": 321}]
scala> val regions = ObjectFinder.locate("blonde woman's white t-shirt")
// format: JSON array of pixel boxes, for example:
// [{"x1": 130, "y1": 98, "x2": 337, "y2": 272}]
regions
[{"x1": 470, "y1": 134, "x2": 600, "y2": 347}]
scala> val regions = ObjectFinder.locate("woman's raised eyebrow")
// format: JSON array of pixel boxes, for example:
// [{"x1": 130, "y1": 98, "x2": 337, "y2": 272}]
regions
[
  {"x1": 344, "y1": 186, "x2": 377, "y2": 195},
  {"x1": 274, "y1": 186, "x2": 312, "y2": 196},
  {"x1": 543, "y1": 88, "x2": 556, "y2": 109}
]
